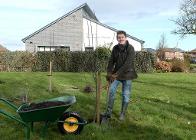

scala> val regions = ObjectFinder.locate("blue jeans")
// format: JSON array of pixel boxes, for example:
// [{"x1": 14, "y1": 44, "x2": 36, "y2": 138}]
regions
[{"x1": 105, "y1": 80, "x2": 132, "y2": 117}]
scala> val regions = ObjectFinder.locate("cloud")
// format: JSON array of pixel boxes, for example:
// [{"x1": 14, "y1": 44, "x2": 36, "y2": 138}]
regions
[{"x1": 1, "y1": 0, "x2": 193, "y2": 51}]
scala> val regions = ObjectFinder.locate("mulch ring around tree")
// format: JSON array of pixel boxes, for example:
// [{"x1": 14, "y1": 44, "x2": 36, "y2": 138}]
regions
[
  {"x1": 21, "y1": 101, "x2": 67, "y2": 111},
  {"x1": 0, "y1": 80, "x2": 5, "y2": 84}
]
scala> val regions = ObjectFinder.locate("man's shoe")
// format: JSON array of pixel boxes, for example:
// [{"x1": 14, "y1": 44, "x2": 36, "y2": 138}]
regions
[
  {"x1": 119, "y1": 113, "x2": 125, "y2": 121},
  {"x1": 119, "y1": 102, "x2": 129, "y2": 121}
]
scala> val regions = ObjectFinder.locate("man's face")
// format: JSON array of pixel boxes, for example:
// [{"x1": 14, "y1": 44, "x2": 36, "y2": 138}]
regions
[{"x1": 117, "y1": 34, "x2": 127, "y2": 45}]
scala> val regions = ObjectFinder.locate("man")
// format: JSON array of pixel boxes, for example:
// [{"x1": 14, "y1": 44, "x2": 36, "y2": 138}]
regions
[{"x1": 104, "y1": 30, "x2": 138, "y2": 121}]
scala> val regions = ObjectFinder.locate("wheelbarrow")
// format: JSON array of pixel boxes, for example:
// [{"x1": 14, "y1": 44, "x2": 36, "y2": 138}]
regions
[{"x1": 0, "y1": 96, "x2": 87, "y2": 140}]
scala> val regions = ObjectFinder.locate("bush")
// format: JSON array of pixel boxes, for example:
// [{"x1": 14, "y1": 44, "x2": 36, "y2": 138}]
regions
[
  {"x1": 155, "y1": 61, "x2": 172, "y2": 72},
  {"x1": 184, "y1": 53, "x2": 191, "y2": 69},
  {"x1": 135, "y1": 51, "x2": 155, "y2": 73},
  {"x1": 0, "y1": 51, "x2": 35, "y2": 72},
  {"x1": 94, "y1": 47, "x2": 111, "y2": 72},
  {"x1": 170, "y1": 59, "x2": 188, "y2": 72},
  {"x1": 0, "y1": 49, "x2": 155, "y2": 73}
]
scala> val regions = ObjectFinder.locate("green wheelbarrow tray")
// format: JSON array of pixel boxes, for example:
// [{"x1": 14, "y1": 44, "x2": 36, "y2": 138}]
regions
[
  {"x1": 0, "y1": 96, "x2": 87, "y2": 140},
  {"x1": 17, "y1": 96, "x2": 76, "y2": 122}
]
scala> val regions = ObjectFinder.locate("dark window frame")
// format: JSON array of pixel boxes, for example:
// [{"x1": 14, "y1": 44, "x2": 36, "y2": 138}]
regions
[{"x1": 85, "y1": 47, "x2": 94, "y2": 51}]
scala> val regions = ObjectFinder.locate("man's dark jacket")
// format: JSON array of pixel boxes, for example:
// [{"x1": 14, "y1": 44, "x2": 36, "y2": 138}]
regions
[{"x1": 107, "y1": 41, "x2": 138, "y2": 80}]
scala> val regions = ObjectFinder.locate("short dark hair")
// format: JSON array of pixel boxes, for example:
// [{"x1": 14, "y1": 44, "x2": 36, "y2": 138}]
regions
[{"x1": 117, "y1": 30, "x2": 127, "y2": 37}]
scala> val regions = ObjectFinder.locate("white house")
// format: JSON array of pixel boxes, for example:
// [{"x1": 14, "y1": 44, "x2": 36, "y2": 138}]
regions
[{"x1": 22, "y1": 3, "x2": 144, "y2": 52}]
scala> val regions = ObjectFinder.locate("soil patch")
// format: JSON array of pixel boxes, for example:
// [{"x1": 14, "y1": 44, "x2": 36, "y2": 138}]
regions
[{"x1": 21, "y1": 101, "x2": 66, "y2": 111}]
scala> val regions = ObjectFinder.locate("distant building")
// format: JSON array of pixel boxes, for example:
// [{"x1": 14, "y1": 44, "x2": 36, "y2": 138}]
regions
[
  {"x1": 22, "y1": 3, "x2": 144, "y2": 53},
  {"x1": 162, "y1": 48, "x2": 184, "y2": 60},
  {"x1": 0, "y1": 44, "x2": 8, "y2": 53},
  {"x1": 156, "y1": 48, "x2": 184, "y2": 61},
  {"x1": 143, "y1": 48, "x2": 156, "y2": 54},
  {"x1": 189, "y1": 48, "x2": 196, "y2": 57},
  {"x1": 189, "y1": 48, "x2": 196, "y2": 63}
]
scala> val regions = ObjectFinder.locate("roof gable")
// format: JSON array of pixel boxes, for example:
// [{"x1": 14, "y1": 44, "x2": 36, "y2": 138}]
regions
[
  {"x1": 22, "y1": 3, "x2": 98, "y2": 42},
  {"x1": 82, "y1": 4, "x2": 98, "y2": 21},
  {"x1": 83, "y1": 17, "x2": 145, "y2": 44},
  {"x1": 21, "y1": 3, "x2": 144, "y2": 44}
]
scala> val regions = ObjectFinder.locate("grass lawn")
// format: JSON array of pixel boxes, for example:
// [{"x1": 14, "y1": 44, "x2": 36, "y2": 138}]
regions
[
  {"x1": 0, "y1": 72, "x2": 195, "y2": 140},
  {"x1": 190, "y1": 64, "x2": 196, "y2": 70}
]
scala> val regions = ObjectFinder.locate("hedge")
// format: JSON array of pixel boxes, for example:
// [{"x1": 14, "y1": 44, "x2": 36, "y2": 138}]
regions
[{"x1": 0, "y1": 48, "x2": 155, "y2": 73}]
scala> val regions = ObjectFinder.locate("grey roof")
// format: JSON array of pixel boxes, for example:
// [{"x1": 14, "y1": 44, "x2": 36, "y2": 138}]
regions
[
  {"x1": 191, "y1": 48, "x2": 196, "y2": 52},
  {"x1": 22, "y1": 3, "x2": 145, "y2": 44},
  {"x1": 22, "y1": 3, "x2": 98, "y2": 42},
  {"x1": 143, "y1": 48, "x2": 156, "y2": 53},
  {"x1": 161, "y1": 48, "x2": 185, "y2": 52},
  {"x1": 83, "y1": 16, "x2": 145, "y2": 44}
]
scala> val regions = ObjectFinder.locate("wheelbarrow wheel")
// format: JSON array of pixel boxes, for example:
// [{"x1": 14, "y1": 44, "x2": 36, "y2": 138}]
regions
[{"x1": 58, "y1": 112, "x2": 84, "y2": 134}]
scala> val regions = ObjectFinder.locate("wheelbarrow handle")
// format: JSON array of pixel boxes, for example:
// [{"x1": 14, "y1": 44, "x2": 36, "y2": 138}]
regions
[
  {"x1": 0, "y1": 109, "x2": 30, "y2": 140},
  {"x1": 0, "y1": 98, "x2": 18, "y2": 110},
  {"x1": 0, "y1": 109, "x2": 27, "y2": 126}
]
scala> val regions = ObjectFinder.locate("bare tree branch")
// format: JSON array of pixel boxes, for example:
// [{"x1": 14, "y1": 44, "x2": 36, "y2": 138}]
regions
[{"x1": 172, "y1": 0, "x2": 196, "y2": 37}]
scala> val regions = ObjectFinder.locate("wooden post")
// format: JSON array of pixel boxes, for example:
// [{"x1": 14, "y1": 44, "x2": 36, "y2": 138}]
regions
[
  {"x1": 94, "y1": 71, "x2": 101, "y2": 124},
  {"x1": 49, "y1": 61, "x2": 52, "y2": 76},
  {"x1": 48, "y1": 60, "x2": 52, "y2": 92}
]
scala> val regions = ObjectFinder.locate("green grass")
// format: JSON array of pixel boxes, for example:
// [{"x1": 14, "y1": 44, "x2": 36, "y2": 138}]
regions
[
  {"x1": 190, "y1": 64, "x2": 196, "y2": 68},
  {"x1": 0, "y1": 72, "x2": 195, "y2": 140}
]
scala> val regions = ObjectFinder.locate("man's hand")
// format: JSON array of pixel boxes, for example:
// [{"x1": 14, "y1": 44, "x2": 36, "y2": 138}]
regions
[{"x1": 106, "y1": 73, "x2": 118, "y2": 82}]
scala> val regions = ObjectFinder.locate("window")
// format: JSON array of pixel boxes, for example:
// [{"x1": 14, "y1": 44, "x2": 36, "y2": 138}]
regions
[
  {"x1": 37, "y1": 46, "x2": 70, "y2": 52},
  {"x1": 59, "y1": 46, "x2": 70, "y2": 51},
  {"x1": 37, "y1": 46, "x2": 55, "y2": 52},
  {"x1": 85, "y1": 47, "x2": 94, "y2": 51}
]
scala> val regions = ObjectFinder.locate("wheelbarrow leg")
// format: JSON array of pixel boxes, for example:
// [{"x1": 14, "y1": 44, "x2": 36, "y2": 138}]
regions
[
  {"x1": 41, "y1": 121, "x2": 49, "y2": 140},
  {"x1": 24, "y1": 126, "x2": 30, "y2": 140},
  {"x1": 31, "y1": 122, "x2": 34, "y2": 132}
]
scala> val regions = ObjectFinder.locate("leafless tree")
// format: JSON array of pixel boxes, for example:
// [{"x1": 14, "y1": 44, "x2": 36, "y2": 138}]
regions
[
  {"x1": 172, "y1": 0, "x2": 196, "y2": 37},
  {"x1": 156, "y1": 34, "x2": 168, "y2": 61}
]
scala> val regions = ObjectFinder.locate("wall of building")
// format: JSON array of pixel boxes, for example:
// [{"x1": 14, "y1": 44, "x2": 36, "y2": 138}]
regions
[
  {"x1": 82, "y1": 18, "x2": 142, "y2": 51},
  {"x1": 165, "y1": 52, "x2": 184, "y2": 60},
  {"x1": 24, "y1": 8, "x2": 142, "y2": 52},
  {"x1": 24, "y1": 9, "x2": 84, "y2": 52}
]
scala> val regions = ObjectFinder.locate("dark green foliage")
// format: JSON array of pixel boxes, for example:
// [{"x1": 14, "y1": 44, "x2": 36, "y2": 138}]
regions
[
  {"x1": 0, "y1": 51, "x2": 36, "y2": 72},
  {"x1": 0, "y1": 49, "x2": 155, "y2": 73},
  {"x1": 135, "y1": 51, "x2": 155, "y2": 72},
  {"x1": 94, "y1": 47, "x2": 111, "y2": 72},
  {"x1": 32, "y1": 52, "x2": 51, "y2": 72}
]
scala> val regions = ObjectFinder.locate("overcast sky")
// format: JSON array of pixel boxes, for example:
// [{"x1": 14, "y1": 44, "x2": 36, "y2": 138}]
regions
[{"x1": 0, "y1": 0, "x2": 195, "y2": 51}]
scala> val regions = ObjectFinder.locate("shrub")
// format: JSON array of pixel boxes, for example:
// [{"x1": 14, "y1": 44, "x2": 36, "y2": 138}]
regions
[
  {"x1": 135, "y1": 51, "x2": 155, "y2": 73},
  {"x1": 0, "y1": 51, "x2": 35, "y2": 72},
  {"x1": 170, "y1": 59, "x2": 188, "y2": 72},
  {"x1": 0, "y1": 49, "x2": 156, "y2": 73},
  {"x1": 184, "y1": 53, "x2": 191, "y2": 69},
  {"x1": 94, "y1": 47, "x2": 111, "y2": 72},
  {"x1": 155, "y1": 61, "x2": 172, "y2": 72}
]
